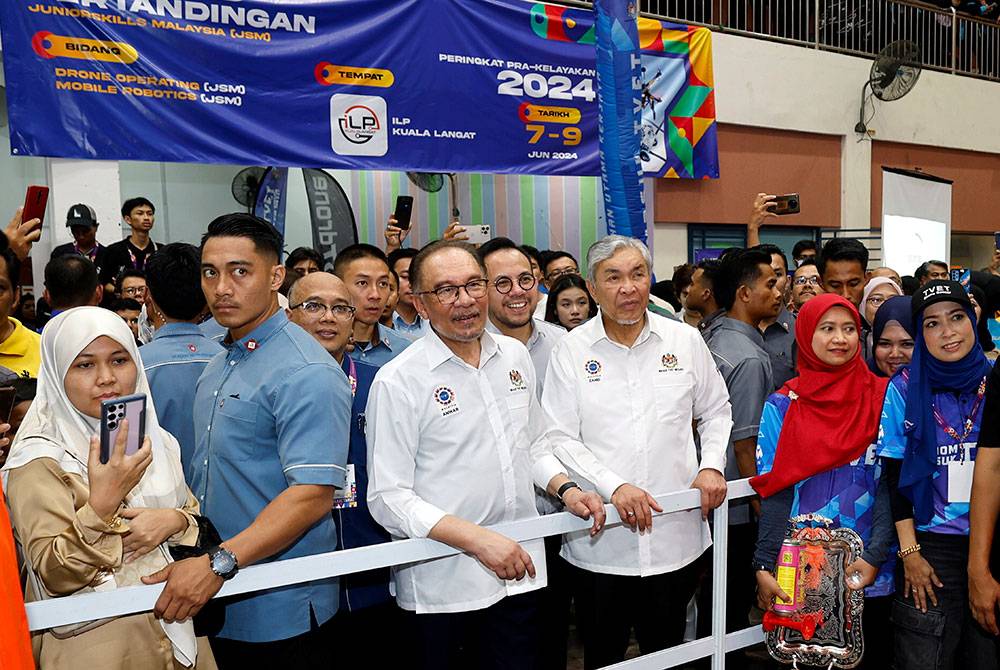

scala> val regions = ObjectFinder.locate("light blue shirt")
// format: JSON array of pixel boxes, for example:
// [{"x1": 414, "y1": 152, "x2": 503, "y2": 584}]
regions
[
  {"x1": 349, "y1": 322, "x2": 411, "y2": 367},
  {"x1": 190, "y1": 310, "x2": 351, "y2": 642},
  {"x1": 198, "y1": 316, "x2": 227, "y2": 343},
  {"x1": 392, "y1": 311, "x2": 429, "y2": 340},
  {"x1": 141, "y1": 323, "x2": 223, "y2": 479}
]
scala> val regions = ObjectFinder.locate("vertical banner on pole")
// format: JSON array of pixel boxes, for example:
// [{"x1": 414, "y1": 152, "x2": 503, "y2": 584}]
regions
[
  {"x1": 253, "y1": 167, "x2": 290, "y2": 240},
  {"x1": 594, "y1": 0, "x2": 646, "y2": 243}
]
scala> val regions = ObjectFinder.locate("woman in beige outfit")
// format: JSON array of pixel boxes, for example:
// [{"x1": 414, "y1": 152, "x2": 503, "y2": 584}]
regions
[{"x1": 2, "y1": 307, "x2": 216, "y2": 669}]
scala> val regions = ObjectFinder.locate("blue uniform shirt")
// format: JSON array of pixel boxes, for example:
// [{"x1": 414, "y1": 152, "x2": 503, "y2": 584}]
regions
[
  {"x1": 877, "y1": 365, "x2": 992, "y2": 535},
  {"x1": 335, "y1": 356, "x2": 392, "y2": 612},
  {"x1": 758, "y1": 393, "x2": 895, "y2": 597},
  {"x1": 392, "y1": 311, "x2": 429, "y2": 340},
  {"x1": 349, "y1": 322, "x2": 411, "y2": 367},
  {"x1": 141, "y1": 323, "x2": 223, "y2": 479},
  {"x1": 189, "y1": 310, "x2": 351, "y2": 642}
]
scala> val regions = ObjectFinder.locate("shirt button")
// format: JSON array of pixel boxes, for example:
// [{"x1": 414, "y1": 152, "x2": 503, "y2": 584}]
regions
[
  {"x1": 213, "y1": 391, "x2": 218, "y2": 397},
  {"x1": 207, "y1": 425, "x2": 211, "y2": 431},
  {"x1": 229, "y1": 360, "x2": 236, "y2": 366},
  {"x1": 203, "y1": 459, "x2": 208, "y2": 466}
]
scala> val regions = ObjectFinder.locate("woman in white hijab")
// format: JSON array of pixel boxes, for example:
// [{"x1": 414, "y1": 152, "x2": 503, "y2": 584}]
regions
[{"x1": 2, "y1": 307, "x2": 215, "y2": 669}]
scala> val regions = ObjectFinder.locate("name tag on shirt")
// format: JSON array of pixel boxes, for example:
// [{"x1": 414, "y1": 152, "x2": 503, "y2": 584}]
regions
[
  {"x1": 947, "y1": 459, "x2": 974, "y2": 505},
  {"x1": 333, "y1": 464, "x2": 357, "y2": 509}
]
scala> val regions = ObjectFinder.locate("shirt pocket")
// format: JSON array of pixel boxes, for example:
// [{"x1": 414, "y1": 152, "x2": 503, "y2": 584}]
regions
[
  {"x1": 652, "y1": 376, "x2": 693, "y2": 425},
  {"x1": 505, "y1": 391, "x2": 531, "y2": 439},
  {"x1": 213, "y1": 396, "x2": 262, "y2": 461}
]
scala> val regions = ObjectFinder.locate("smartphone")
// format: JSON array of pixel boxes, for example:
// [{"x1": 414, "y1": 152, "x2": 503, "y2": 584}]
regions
[
  {"x1": 100, "y1": 393, "x2": 147, "y2": 464},
  {"x1": 393, "y1": 195, "x2": 414, "y2": 230},
  {"x1": 0, "y1": 387, "x2": 17, "y2": 425},
  {"x1": 994, "y1": 231, "x2": 1000, "y2": 250},
  {"x1": 772, "y1": 193, "x2": 800, "y2": 216},
  {"x1": 465, "y1": 224, "x2": 492, "y2": 245},
  {"x1": 22, "y1": 185, "x2": 49, "y2": 226}
]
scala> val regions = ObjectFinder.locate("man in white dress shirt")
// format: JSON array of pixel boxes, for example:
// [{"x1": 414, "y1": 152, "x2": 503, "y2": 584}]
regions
[
  {"x1": 541, "y1": 235, "x2": 733, "y2": 669},
  {"x1": 365, "y1": 240, "x2": 605, "y2": 670}
]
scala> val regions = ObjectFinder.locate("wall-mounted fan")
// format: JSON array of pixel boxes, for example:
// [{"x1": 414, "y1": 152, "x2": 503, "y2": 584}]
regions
[
  {"x1": 406, "y1": 172, "x2": 460, "y2": 220},
  {"x1": 231, "y1": 167, "x2": 267, "y2": 211},
  {"x1": 856, "y1": 40, "x2": 921, "y2": 135}
]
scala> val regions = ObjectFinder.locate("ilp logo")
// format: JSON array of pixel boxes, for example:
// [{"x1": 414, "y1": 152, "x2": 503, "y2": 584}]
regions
[
  {"x1": 330, "y1": 94, "x2": 387, "y2": 156},
  {"x1": 32, "y1": 31, "x2": 138, "y2": 64}
]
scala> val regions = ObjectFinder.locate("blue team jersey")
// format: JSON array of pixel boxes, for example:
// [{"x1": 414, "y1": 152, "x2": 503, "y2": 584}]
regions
[
  {"x1": 757, "y1": 393, "x2": 895, "y2": 597},
  {"x1": 876, "y1": 365, "x2": 991, "y2": 535}
]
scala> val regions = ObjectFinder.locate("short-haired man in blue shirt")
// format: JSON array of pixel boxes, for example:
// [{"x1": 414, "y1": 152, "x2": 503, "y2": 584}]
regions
[
  {"x1": 334, "y1": 244, "x2": 411, "y2": 366},
  {"x1": 144, "y1": 214, "x2": 351, "y2": 668},
  {"x1": 140, "y1": 242, "x2": 223, "y2": 478},
  {"x1": 286, "y1": 271, "x2": 401, "y2": 665}
]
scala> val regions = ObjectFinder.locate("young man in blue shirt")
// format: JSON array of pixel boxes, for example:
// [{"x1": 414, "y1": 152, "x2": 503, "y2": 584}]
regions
[
  {"x1": 144, "y1": 214, "x2": 351, "y2": 668},
  {"x1": 141, "y1": 242, "x2": 224, "y2": 478}
]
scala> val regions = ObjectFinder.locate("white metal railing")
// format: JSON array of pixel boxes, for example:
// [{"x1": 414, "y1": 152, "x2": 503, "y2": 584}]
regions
[
  {"x1": 632, "y1": 0, "x2": 1000, "y2": 82},
  {"x1": 22, "y1": 478, "x2": 762, "y2": 670}
]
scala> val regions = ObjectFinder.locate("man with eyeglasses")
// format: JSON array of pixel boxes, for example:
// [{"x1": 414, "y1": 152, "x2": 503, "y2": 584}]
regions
[
  {"x1": 534, "y1": 250, "x2": 580, "y2": 319},
  {"x1": 365, "y1": 240, "x2": 606, "y2": 670},
  {"x1": 478, "y1": 238, "x2": 566, "y2": 393},
  {"x1": 286, "y1": 272, "x2": 402, "y2": 666},
  {"x1": 790, "y1": 259, "x2": 823, "y2": 314},
  {"x1": 333, "y1": 244, "x2": 411, "y2": 367}
]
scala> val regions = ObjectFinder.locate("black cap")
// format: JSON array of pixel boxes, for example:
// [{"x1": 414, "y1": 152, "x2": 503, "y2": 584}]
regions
[
  {"x1": 65, "y1": 204, "x2": 98, "y2": 228},
  {"x1": 911, "y1": 279, "x2": 973, "y2": 317}
]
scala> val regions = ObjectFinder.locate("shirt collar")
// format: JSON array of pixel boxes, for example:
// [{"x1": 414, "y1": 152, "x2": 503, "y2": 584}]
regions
[
  {"x1": 763, "y1": 307, "x2": 795, "y2": 335},
  {"x1": 585, "y1": 312, "x2": 654, "y2": 349},
  {"x1": 424, "y1": 326, "x2": 500, "y2": 371},
  {"x1": 224, "y1": 309, "x2": 287, "y2": 354},
  {"x1": 393, "y1": 311, "x2": 422, "y2": 328},
  {"x1": 699, "y1": 309, "x2": 726, "y2": 334},
  {"x1": 152, "y1": 322, "x2": 206, "y2": 341},
  {"x1": 484, "y1": 316, "x2": 540, "y2": 347},
  {"x1": 719, "y1": 316, "x2": 766, "y2": 344},
  {"x1": 1, "y1": 319, "x2": 29, "y2": 356}
]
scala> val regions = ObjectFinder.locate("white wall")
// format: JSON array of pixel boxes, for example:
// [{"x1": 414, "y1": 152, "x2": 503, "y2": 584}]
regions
[{"x1": 653, "y1": 31, "x2": 1000, "y2": 273}]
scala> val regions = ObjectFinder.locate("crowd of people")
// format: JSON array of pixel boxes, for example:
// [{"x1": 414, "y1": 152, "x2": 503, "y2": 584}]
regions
[{"x1": 1, "y1": 193, "x2": 1000, "y2": 670}]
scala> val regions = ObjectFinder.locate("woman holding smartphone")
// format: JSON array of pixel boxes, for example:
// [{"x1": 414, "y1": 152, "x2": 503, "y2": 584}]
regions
[{"x1": 1, "y1": 307, "x2": 215, "y2": 669}]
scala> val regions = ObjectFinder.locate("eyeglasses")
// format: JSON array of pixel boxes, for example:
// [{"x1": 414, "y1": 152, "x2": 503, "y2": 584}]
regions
[
  {"x1": 546, "y1": 267, "x2": 579, "y2": 281},
  {"x1": 290, "y1": 301, "x2": 356, "y2": 319},
  {"x1": 493, "y1": 273, "x2": 536, "y2": 294},
  {"x1": 122, "y1": 286, "x2": 147, "y2": 297},
  {"x1": 866, "y1": 295, "x2": 888, "y2": 307},
  {"x1": 418, "y1": 278, "x2": 489, "y2": 305},
  {"x1": 792, "y1": 276, "x2": 821, "y2": 287}
]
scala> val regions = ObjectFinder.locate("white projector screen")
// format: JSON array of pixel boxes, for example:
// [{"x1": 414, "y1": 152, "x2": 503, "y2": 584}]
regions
[{"x1": 881, "y1": 168, "x2": 952, "y2": 276}]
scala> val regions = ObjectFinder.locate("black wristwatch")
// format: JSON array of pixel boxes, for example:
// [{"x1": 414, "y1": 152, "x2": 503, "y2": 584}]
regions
[
  {"x1": 556, "y1": 480, "x2": 581, "y2": 503},
  {"x1": 207, "y1": 545, "x2": 239, "y2": 581}
]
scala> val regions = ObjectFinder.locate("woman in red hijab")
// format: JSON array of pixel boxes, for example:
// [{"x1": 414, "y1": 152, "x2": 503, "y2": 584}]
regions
[{"x1": 750, "y1": 294, "x2": 893, "y2": 667}]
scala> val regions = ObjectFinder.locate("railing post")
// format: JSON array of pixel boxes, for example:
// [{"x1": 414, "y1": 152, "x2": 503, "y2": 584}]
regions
[
  {"x1": 814, "y1": 0, "x2": 820, "y2": 49},
  {"x1": 711, "y1": 498, "x2": 731, "y2": 670},
  {"x1": 951, "y1": 7, "x2": 957, "y2": 73}
]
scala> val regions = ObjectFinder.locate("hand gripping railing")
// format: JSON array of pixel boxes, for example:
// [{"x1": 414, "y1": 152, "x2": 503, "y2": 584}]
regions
[{"x1": 23, "y1": 478, "x2": 762, "y2": 670}]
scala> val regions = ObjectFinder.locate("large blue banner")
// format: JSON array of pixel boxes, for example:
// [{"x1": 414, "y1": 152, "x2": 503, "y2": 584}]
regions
[
  {"x1": 594, "y1": 0, "x2": 646, "y2": 243},
  {"x1": 0, "y1": 1, "x2": 719, "y2": 179}
]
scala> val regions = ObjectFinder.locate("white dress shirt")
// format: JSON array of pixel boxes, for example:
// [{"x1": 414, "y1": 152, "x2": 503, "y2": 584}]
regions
[
  {"x1": 366, "y1": 328, "x2": 564, "y2": 613},
  {"x1": 540, "y1": 312, "x2": 732, "y2": 576},
  {"x1": 485, "y1": 317, "x2": 566, "y2": 395}
]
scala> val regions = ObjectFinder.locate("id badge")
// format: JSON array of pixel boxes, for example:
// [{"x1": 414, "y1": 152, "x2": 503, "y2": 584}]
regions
[
  {"x1": 947, "y1": 459, "x2": 974, "y2": 505},
  {"x1": 333, "y1": 464, "x2": 358, "y2": 509}
]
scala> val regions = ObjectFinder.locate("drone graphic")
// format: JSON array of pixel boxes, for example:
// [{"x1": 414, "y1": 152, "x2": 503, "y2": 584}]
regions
[{"x1": 639, "y1": 67, "x2": 667, "y2": 164}]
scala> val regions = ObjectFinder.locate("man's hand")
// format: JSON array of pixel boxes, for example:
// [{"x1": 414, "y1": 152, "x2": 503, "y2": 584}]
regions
[
  {"x1": 845, "y1": 558, "x2": 878, "y2": 591},
  {"x1": 691, "y1": 468, "x2": 727, "y2": 519},
  {"x1": 969, "y1": 568, "x2": 1000, "y2": 634},
  {"x1": 142, "y1": 555, "x2": 224, "y2": 623},
  {"x1": 562, "y1": 487, "x2": 606, "y2": 537},
  {"x1": 6, "y1": 207, "x2": 41, "y2": 261},
  {"x1": 749, "y1": 193, "x2": 778, "y2": 232},
  {"x1": 610, "y1": 483, "x2": 662, "y2": 533},
  {"x1": 384, "y1": 216, "x2": 410, "y2": 253},
  {"x1": 469, "y1": 527, "x2": 536, "y2": 581},
  {"x1": 756, "y1": 570, "x2": 790, "y2": 610},
  {"x1": 442, "y1": 219, "x2": 469, "y2": 242}
]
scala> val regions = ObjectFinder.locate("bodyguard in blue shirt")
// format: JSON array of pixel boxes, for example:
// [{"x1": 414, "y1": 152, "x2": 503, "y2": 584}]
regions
[
  {"x1": 285, "y1": 271, "x2": 401, "y2": 665},
  {"x1": 143, "y1": 214, "x2": 350, "y2": 668},
  {"x1": 140, "y1": 243, "x2": 223, "y2": 478}
]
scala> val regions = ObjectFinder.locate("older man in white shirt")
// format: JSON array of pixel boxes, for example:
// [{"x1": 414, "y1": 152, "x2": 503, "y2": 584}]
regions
[
  {"x1": 541, "y1": 235, "x2": 733, "y2": 669},
  {"x1": 365, "y1": 240, "x2": 604, "y2": 670}
]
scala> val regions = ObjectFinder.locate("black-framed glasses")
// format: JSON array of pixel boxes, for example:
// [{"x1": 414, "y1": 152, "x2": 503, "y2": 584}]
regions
[
  {"x1": 122, "y1": 286, "x2": 147, "y2": 297},
  {"x1": 546, "y1": 267, "x2": 579, "y2": 281},
  {"x1": 418, "y1": 278, "x2": 489, "y2": 305},
  {"x1": 493, "y1": 273, "x2": 536, "y2": 294},
  {"x1": 290, "y1": 301, "x2": 356, "y2": 319}
]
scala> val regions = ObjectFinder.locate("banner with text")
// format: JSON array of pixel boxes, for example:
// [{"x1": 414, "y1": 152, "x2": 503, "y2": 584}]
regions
[{"x1": 0, "y1": 0, "x2": 718, "y2": 179}]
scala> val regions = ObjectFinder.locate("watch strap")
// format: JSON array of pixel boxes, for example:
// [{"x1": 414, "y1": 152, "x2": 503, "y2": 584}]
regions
[{"x1": 556, "y1": 481, "x2": 581, "y2": 502}]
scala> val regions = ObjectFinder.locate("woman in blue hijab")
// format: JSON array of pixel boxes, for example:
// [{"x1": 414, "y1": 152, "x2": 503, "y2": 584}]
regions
[
  {"x1": 868, "y1": 295, "x2": 915, "y2": 378},
  {"x1": 876, "y1": 281, "x2": 995, "y2": 670}
]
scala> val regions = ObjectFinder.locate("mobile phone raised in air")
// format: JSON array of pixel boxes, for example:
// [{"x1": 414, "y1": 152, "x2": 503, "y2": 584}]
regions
[
  {"x1": 100, "y1": 394, "x2": 147, "y2": 464},
  {"x1": 994, "y1": 231, "x2": 1000, "y2": 250},
  {"x1": 21, "y1": 185, "x2": 49, "y2": 226},
  {"x1": 772, "y1": 193, "x2": 800, "y2": 216},
  {"x1": 465, "y1": 224, "x2": 492, "y2": 245},
  {"x1": 393, "y1": 195, "x2": 414, "y2": 230}
]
